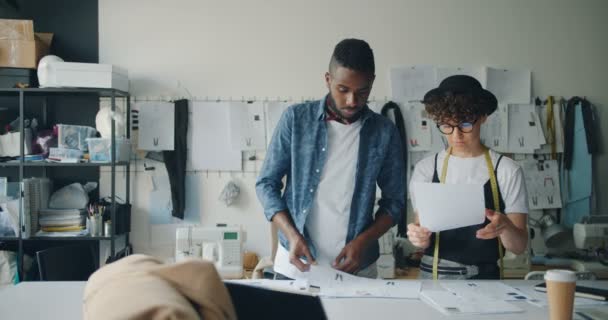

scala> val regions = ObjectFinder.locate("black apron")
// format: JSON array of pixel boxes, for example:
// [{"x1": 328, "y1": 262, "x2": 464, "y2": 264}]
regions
[{"x1": 423, "y1": 153, "x2": 506, "y2": 279}]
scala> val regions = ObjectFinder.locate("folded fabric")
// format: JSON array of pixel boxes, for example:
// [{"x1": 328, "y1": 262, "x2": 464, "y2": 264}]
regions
[{"x1": 83, "y1": 254, "x2": 236, "y2": 320}]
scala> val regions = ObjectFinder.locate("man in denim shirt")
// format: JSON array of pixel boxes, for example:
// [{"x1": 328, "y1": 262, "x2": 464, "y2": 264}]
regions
[{"x1": 256, "y1": 39, "x2": 405, "y2": 278}]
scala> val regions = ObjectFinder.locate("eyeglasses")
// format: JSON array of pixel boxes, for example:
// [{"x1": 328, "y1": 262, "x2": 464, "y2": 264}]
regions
[{"x1": 436, "y1": 119, "x2": 477, "y2": 135}]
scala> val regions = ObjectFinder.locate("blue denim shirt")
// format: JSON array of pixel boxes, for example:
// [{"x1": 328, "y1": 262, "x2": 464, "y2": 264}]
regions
[{"x1": 256, "y1": 96, "x2": 406, "y2": 269}]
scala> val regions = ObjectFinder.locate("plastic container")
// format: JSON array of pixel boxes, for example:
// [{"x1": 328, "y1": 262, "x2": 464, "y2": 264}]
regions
[
  {"x1": 86, "y1": 138, "x2": 131, "y2": 163},
  {"x1": 57, "y1": 124, "x2": 97, "y2": 151}
]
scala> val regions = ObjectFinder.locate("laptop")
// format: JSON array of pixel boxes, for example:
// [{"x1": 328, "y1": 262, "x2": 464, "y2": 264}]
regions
[{"x1": 225, "y1": 282, "x2": 327, "y2": 320}]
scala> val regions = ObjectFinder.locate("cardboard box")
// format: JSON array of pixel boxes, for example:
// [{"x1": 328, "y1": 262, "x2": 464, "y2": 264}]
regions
[{"x1": 0, "y1": 19, "x2": 53, "y2": 69}]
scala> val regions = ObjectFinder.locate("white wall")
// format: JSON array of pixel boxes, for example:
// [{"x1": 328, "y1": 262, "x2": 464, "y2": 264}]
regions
[{"x1": 99, "y1": 0, "x2": 608, "y2": 260}]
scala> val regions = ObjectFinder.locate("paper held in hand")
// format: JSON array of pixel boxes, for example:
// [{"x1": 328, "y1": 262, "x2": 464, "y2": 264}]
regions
[{"x1": 412, "y1": 182, "x2": 486, "y2": 232}]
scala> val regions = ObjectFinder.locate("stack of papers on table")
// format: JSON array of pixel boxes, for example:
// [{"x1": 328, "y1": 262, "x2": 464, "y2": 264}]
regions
[
  {"x1": 291, "y1": 265, "x2": 421, "y2": 299},
  {"x1": 420, "y1": 290, "x2": 523, "y2": 315},
  {"x1": 228, "y1": 265, "x2": 421, "y2": 299},
  {"x1": 420, "y1": 281, "x2": 528, "y2": 315}
]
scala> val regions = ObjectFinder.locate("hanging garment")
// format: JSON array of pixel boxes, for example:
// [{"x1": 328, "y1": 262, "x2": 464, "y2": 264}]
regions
[
  {"x1": 163, "y1": 99, "x2": 189, "y2": 219},
  {"x1": 381, "y1": 101, "x2": 408, "y2": 237},
  {"x1": 561, "y1": 98, "x2": 596, "y2": 227}
]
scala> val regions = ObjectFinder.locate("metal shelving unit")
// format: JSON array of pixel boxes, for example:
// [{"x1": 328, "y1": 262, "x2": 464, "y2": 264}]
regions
[{"x1": 0, "y1": 87, "x2": 131, "y2": 278}]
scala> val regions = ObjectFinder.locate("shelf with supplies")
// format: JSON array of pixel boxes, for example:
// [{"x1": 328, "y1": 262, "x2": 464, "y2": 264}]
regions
[
  {"x1": 0, "y1": 87, "x2": 131, "y2": 280},
  {"x1": 0, "y1": 161, "x2": 130, "y2": 167}
]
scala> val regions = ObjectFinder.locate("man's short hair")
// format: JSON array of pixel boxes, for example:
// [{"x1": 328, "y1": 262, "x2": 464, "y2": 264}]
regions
[{"x1": 329, "y1": 39, "x2": 375, "y2": 75}]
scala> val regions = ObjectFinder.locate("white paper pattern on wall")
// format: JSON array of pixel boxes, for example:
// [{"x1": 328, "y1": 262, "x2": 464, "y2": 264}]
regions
[
  {"x1": 136, "y1": 101, "x2": 175, "y2": 151},
  {"x1": 520, "y1": 159, "x2": 562, "y2": 209},
  {"x1": 390, "y1": 65, "x2": 436, "y2": 101},
  {"x1": 190, "y1": 101, "x2": 242, "y2": 171},
  {"x1": 229, "y1": 101, "x2": 266, "y2": 151},
  {"x1": 486, "y1": 67, "x2": 531, "y2": 104}
]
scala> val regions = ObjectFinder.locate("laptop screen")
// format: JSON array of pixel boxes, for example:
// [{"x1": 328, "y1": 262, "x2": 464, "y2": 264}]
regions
[{"x1": 224, "y1": 282, "x2": 327, "y2": 320}]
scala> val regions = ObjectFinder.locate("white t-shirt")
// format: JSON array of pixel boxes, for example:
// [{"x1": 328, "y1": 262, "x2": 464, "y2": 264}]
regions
[
  {"x1": 409, "y1": 149, "x2": 528, "y2": 214},
  {"x1": 274, "y1": 120, "x2": 361, "y2": 278}
]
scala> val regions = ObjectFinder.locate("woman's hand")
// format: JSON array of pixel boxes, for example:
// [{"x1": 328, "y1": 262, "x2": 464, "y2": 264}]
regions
[
  {"x1": 407, "y1": 222, "x2": 432, "y2": 249},
  {"x1": 476, "y1": 209, "x2": 512, "y2": 239}
]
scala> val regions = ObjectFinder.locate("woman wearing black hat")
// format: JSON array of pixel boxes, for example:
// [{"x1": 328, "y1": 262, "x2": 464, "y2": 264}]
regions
[{"x1": 407, "y1": 75, "x2": 529, "y2": 280}]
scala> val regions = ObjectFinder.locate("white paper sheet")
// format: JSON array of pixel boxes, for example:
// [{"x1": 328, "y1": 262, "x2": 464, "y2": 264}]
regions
[
  {"x1": 520, "y1": 159, "x2": 562, "y2": 209},
  {"x1": 401, "y1": 102, "x2": 432, "y2": 151},
  {"x1": 420, "y1": 290, "x2": 523, "y2": 315},
  {"x1": 507, "y1": 104, "x2": 543, "y2": 153},
  {"x1": 320, "y1": 280, "x2": 421, "y2": 299},
  {"x1": 481, "y1": 103, "x2": 509, "y2": 152},
  {"x1": 435, "y1": 66, "x2": 487, "y2": 88},
  {"x1": 228, "y1": 101, "x2": 266, "y2": 151},
  {"x1": 441, "y1": 281, "x2": 531, "y2": 302},
  {"x1": 511, "y1": 285, "x2": 608, "y2": 308},
  {"x1": 264, "y1": 101, "x2": 291, "y2": 147},
  {"x1": 390, "y1": 65, "x2": 436, "y2": 101},
  {"x1": 190, "y1": 101, "x2": 242, "y2": 171},
  {"x1": 136, "y1": 101, "x2": 175, "y2": 151},
  {"x1": 412, "y1": 182, "x2": 485, "y2": 232},
  {"x1": 286, "y1": 264, "x2": 421, "y2": 299},
  {"x1": 486, "y1": 67, "x2": 532, "y2": 104}
]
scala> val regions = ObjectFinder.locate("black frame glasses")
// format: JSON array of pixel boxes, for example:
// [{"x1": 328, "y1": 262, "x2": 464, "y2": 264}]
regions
[{"x1": 436, "y1": 119, "x2": 477, "y2": 135}]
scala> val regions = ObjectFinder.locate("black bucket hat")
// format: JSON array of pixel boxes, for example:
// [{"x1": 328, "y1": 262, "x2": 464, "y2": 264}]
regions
[{"x1": 423, "y1": 75, "x2": 498, "y2": 115}]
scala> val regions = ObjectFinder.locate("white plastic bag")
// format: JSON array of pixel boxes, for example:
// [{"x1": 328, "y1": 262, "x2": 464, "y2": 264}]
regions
[
  {"x1": 219, "y1": 180, "x2": 240, "y2": 206},
  {"x1": 0, "y1": 251, "x2": 17, "y2": 285},
  {"x1": 49, "y1": 182, "x2": 98, "y2": 209}
]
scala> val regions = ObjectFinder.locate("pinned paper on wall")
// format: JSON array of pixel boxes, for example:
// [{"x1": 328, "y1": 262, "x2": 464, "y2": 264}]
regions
[
  {"x1": 229, "y1": 101, "x2": 266, "y2": 151},
  {"x1": 435, "y1": 66, "x2": 487, "y2": 88},
  {"x1": 136, "y1": 101, "x2": 175, "y2": 151},
  {"x1": 190, "y1": 101, "x2": 242, "y2": 171},
  {"x1": 520, "y1": 159, "x2": 562, "y2": 209},
  {"x1": 507, "y1": 104, "x2": 544, "y2": 153},
  {"x1": 390, "y1": 65, "x2": 436, "y2": 101},
  {"x1": 481, "y1": 104, "x2": 509, "y2": 152},
  {"x1": 401, "y1": 102, "x2": 432, "y2": 151},
  {"x1": 264, "y1": 101, "x2": 291, "y2": 147},
  {"x1": 486, "y1": 68, "x2": 531, "y2": 104}
]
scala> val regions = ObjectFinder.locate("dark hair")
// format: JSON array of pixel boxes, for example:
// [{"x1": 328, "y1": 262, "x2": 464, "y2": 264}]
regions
[
  {"x1": 329, "y1": 39, "x2": 375, "y2": 75},
  {"x1": 424, "y1": 92, "x2": 491, "y2": 124}
]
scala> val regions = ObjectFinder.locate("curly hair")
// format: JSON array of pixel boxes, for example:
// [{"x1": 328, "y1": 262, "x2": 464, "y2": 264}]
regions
[
  {"x1": 329, "y1": 39, "x2": 375, "y2": 75},
  {"x1": 424, "y1": 92, "x2": 493, "y2": 124}
]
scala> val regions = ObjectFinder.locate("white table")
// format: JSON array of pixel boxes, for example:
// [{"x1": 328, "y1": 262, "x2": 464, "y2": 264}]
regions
[{"x1": 0, "y1": 280, "x2": 606, "y2": 320}]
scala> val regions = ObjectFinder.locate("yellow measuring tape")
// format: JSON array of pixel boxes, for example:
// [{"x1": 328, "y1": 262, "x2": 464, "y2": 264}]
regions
[{"x1": 433, "y1": 146, "x2": 504, "y2": 280}]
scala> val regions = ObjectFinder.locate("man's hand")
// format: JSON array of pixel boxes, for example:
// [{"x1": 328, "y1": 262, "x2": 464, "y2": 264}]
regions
[
  {"x1": 476, "y1": 209, "x2": 512, "y2": 239},
  {"x1": 407, "y1": 222, "x2": 432, "y2": 249},
  {"x1": 332, "y1": 237, "x2": 367, "y2": 274},
  {"x1": 287, "y1": 232, "x2": 316, "y2": 272}
]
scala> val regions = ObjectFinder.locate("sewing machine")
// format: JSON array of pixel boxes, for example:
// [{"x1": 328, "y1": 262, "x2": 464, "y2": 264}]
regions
[
  {"x1": 571, "y1": 215, "x2": 608, "y2": 278},
  {"x1": 175, "y1": 226, "x2": 244, "y2": 279}
]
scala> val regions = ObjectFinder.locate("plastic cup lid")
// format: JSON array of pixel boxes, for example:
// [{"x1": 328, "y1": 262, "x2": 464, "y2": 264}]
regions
[{"x1": 544, "y1": 269, "x2": 577, "y2": 282}]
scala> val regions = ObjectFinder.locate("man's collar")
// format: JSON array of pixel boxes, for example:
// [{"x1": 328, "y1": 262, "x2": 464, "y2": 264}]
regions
[{"x1": 317, "y1": 94, "x2": 372, "y2": 124}]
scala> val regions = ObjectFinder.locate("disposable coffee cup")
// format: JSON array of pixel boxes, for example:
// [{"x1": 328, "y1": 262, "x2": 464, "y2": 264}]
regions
[{"x1": 544, "y1": 269, "x2": 576, "y2": 320}]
